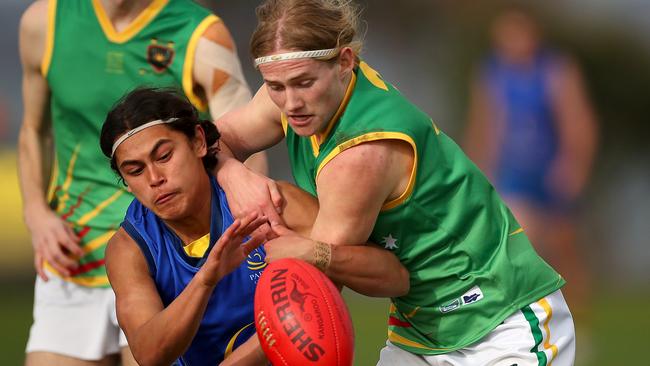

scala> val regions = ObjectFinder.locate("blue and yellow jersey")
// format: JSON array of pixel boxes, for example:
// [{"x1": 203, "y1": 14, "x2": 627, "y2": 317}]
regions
[{"x1": 121, "y1": 175, "x2": 266, "y2": 365}]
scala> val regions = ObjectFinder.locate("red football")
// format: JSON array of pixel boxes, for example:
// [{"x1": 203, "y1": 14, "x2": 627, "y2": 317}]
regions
[{"x1": 254, "y1": 258, "x2": 354, "y2": 366}]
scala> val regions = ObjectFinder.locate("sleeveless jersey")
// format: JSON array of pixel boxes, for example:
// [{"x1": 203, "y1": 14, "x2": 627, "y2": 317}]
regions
[
  {"x1": 43, "y1": 0, "x2": 218, "y2": 287},
  {"x1": 122, "y1": 175, "x2": 267, "y2": 365},
  {"x1": 483, "y1": 51, "x2": 562, "y2": 206},
  {"x1": 284, "y1": 62, "x2": 564, "y2": 354}
]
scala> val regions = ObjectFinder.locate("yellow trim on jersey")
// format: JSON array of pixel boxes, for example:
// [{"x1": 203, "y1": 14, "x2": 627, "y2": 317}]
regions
[
  {"x1": 56, "y1": 144, "x2": 81, "y2": 213},
  {"x1": 308, "y1": 72, "x2": 357, "y2": 157},
  {"x1": 538, "y1": 298, "x2": 559, "y2": 364},
  {"x1": 83, "y1": 230, "x2": 116, "y2": 254},
  {"x1": 387, "y1": 329, "x2": 448, "y2": 352},
  {"x1": 315, "y1": 132, "x2": 418, "y2": 211},
  {"x1": 41, "y1": 0, "x2": 57, "y2": 76},
  {"x1": 431, "y1": 119, "x2": 441, "y2": 135},
  {"x1": 44, "y1": 262, "x2": 110, "y2": 287},
  {"x1": 359, "y1": 61, "x2": 388, "y2": 91},
  {"x1": 509, "y1": 228, "x2": 524, "y2": 236},
  {"x1": 280, "y1": 114, "x2": 288, "y2": 135},
  {"x1": 76, "y1": 189, "x2": 126, "y2": 226},
  {"x1": 92, "y1": 0, "x2": 168, "y2": 44},
  {"x1": 182, "y1": 14, "x2": 221, "y2": 112},
  {"x1": 224, "y1": 322, "x2": 254, "y2": 358},
  {"x1": 183, "y1": 233, "x2": 210, "y2": 258},
  {"x1": 46, "y1": 155, "x2": 59, "y2": 203}
]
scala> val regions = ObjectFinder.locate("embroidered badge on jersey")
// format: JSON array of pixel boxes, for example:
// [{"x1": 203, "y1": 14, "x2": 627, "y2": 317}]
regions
[{"x1": 147, "y1": 38, "x2": 175, "y2": 73}]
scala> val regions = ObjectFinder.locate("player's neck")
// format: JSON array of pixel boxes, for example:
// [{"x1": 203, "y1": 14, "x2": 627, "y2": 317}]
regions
[
  {"x1": 164, "y1": 177, "x2": 213, "y2": 245},
  {"x1": 99, "y1": 0, "x2": 154, "y2": 32}
]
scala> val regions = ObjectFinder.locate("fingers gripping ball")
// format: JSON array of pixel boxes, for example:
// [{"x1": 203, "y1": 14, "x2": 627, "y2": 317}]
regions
[{"x1": 254, "y1": 258, "x2": 354, "y2": 365}]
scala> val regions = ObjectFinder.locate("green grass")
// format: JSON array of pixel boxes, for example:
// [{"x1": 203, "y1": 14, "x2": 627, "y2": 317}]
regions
[{"x1": 1, "y1": 278, "x2": 648, "y2": 365}]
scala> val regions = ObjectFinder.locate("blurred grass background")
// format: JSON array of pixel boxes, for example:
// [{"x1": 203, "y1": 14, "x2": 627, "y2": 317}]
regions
[{"x1": 1, "y1": 276, "x2": 649, "y2": 365}]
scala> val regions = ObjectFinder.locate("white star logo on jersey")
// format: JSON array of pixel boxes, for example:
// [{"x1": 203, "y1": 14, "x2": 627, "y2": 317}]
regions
[{"x1": 382, "y1": 234, "x2": 398, "y2": 250}]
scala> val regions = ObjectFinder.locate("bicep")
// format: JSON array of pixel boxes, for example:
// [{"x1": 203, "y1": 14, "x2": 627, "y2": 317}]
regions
[
  {"x1": 19, "y1": 0, "x2": 50, "y2": 131},
  {"x1": 277, "y1": 181, "x2": 319, "y2": 237},
  {"x1": 311, "y1": 141, "x2": 410, "y2": 245},
  {"x1": 106, "y1": 228, "x2": 164, "y2": 339},
  {"x1": 193, "y1": 21, "x2": 252, "y2": 118}
]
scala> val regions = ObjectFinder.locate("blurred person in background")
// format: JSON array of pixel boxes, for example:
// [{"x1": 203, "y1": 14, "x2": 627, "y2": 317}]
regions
[
  {"x1": 17, "y1": 0, "x2": 265, "y2": 364},
  {"x1": 464, "y1": 5, "x2": 598, "y2": 348}
]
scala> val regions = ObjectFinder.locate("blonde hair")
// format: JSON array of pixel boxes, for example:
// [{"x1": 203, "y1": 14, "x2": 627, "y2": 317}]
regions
[{"x1": 250, "y1": 0, "x2": 363, "y2": 61}]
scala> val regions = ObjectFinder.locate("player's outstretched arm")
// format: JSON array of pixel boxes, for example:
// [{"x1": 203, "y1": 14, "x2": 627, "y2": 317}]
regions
[
  {"x1": 265, "y1": 141, "x2": 413, "y2": 297},
  {"x1": 107, "y1": 213, "x2": 266, "y2": 366},
  {"x1": 18, "y1": 0, "x2": 83, "y2": 280}
]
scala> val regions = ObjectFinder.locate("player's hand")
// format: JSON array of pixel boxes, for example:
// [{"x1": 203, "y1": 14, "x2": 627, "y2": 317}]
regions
[
  {"x1": 199, "y1": 212, "x2": 268, "y2": 288},
  {"x1": 24, "y1": 207, "x2": 84, "y2": 281},
  {"x1": 264, "y1": 221, "x2": 321, "y2": 265},
  {"x1": 216, "y1": 157, "x2": 284, "y2": 223}
]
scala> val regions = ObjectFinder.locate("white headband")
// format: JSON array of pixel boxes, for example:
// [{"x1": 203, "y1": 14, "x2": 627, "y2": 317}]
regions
[
  {"x1": 254, "y1": 48, "x2": 339, "y2": 68},
  {"x1": 111, "y1": 118, "x2": 178, "y2": 158}
]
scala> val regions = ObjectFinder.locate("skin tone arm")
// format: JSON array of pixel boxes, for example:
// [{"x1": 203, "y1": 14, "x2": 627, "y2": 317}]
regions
[
  {"x1": 213, "y1": 87, "x2": 287, "y2": 222},
  {"x1": 265, "y1": 140, "x2": 413, "y2": 297},
  {"x1": 17, "y1": 0, "x2": 84, "y2": 281},
  {"x1": 224, "y1": 179, "x2": 409, "y2": 363},
  {"x1": 107, "y1": 213, "x2": 267, "y2": 366},
  {"x1": 547, "y1": 58, "x2": 599, "y2": 201},
  {"x1": 463, "y1": 71, "x2": 503, "y2": 180},
  {"x1": 217, "y1": 76, "x2": 410, "y2": 297},
  {"x1": 193, "y1": 21, "x2": 269, "y2": 175}
]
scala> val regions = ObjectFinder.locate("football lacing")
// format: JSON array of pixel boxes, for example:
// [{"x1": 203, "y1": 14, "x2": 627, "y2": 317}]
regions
[{"x1": 257, "y1": 310, "x2": 276, "y2": 347}]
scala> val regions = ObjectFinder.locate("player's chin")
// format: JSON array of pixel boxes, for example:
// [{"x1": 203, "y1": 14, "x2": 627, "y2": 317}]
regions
[{"x1": 153, "y1": 202, "x2": 189, "y2": 222}]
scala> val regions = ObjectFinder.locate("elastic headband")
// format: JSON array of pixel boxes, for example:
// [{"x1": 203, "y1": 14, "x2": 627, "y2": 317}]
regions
[
  {"x1": 111, "y1": 118, "x2": 178, "y2": 158},
  {"x1": 254, "y1": 48, "x2": 339, "y2": 68}
]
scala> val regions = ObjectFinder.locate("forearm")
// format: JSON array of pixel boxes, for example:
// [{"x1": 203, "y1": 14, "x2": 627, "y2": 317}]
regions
[
  {"x1": 220, "y1": 334, "x2": 267, "y2": 366},
  {"x1": 324, "y1": 243, "x2": 409, "y2": 298},
  {"x1": 129, "y1": 274, "x2": 216, "y2": 366},
  {"x1": 18, "y1": 125, "x2": 51, "y2": 219}
]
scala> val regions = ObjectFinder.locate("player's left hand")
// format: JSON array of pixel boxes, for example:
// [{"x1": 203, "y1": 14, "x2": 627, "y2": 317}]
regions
[{"x1": 199, "y1": 212, "x2": 268, "y2": 287}]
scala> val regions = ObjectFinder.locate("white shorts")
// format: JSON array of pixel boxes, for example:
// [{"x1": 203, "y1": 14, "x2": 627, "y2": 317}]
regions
[
  {"x1": 25, "y1": 271, "x2": 128, "y2": 360},
  {"x1": 378, "y1": 289, "x2": 575, "y2": 366}
]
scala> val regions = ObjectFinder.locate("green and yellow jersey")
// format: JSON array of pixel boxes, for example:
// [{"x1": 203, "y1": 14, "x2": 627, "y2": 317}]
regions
[
  {"x1": 283, "y1": 62, "x2": 565, "y2": 354},
  {"x1": 43, "y1": 0, "x2": 217, "y2": 287}
]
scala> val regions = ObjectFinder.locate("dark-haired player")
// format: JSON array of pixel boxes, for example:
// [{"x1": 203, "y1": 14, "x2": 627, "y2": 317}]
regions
[{"x1": 100, "y1": 87, "x2": 407, "y2": 365}]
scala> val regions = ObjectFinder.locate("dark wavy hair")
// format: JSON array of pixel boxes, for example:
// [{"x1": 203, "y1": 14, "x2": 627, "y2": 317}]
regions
[{"x1": 100, "y1": 87, "x2": 220, "y2": 181}]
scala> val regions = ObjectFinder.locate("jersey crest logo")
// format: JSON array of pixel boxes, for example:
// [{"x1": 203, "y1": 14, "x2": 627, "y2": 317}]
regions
[{"x1": 147, "y1": 38, "x2": 175, "y2": 73}]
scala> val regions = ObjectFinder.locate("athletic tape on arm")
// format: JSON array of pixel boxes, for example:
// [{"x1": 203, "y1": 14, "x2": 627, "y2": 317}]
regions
[{"x1": 194, "y1": 37, "x2": 252, "y2": 119}]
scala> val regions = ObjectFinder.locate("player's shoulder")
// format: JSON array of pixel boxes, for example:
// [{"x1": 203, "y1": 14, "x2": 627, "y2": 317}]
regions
[
  {"x1": 19, "y1": 0, "x2": 48, "y2": 69},
  {"x1": 106, "y1": 227, "x2": 139, "y2": 268},
  {"x1": 20, "y1": 0, "x2": 48, "y2": 38},
  {"x1": 199, "y1": 17, "x2": 234, "y2": 50}
]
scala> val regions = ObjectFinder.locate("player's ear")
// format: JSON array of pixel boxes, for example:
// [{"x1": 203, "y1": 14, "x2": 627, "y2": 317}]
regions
[
  {"x1": 193, "y1": 124, "x2": 208, "y2": 157},
  {"x1": 337, "y1": 47, "x2": 355, "y2": 78}
]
